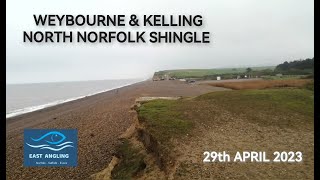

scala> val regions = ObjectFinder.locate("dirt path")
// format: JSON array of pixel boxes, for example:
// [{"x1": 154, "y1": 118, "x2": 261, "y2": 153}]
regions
[{"x1": 6, "y1": 80, "x2": 227, "y2": 180}]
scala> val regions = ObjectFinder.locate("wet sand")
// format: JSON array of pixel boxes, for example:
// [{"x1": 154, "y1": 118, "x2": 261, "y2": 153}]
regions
[{"x1": 6, "y1": 80, "x2": 227, "y2": 180}]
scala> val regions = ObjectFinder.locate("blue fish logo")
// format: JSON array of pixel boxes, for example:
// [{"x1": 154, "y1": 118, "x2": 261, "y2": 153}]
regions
[{"x1": 26, "y1": 131, "x2": 74, "y2": 151}]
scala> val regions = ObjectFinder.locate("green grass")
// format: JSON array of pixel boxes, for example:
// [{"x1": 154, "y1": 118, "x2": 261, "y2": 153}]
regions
[
  {"x1": 197, "y1": 88, "x2": 313, "y2": 115},
  {"x1": 303, "y1": 81, "x2": 314, "y2": 91},
  {"x1": 137, "y1": 88, "x2": 313, "y2": 141},
  {"x1": 111, "y1": 140, "x2": 146, "y2": 180},
  {"x1": 131, "y1": 88, "x2": 313, "y2": 178},
  {"x1": 154, "y1": 66, "x2": 275, "y2": 79},
  {"x1": 137, "y1": 100, "x2": 193, "y2": 145},
  {"x1": 196, "y1": 88, "x2": 314, "y2": 129}
]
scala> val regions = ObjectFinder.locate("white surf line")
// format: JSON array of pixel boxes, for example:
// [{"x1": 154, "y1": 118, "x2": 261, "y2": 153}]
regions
[{"x1": 6, "y1": 79, "x2": 147, "y2": 119}]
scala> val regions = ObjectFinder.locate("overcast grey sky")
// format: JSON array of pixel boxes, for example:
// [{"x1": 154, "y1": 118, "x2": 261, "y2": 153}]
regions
[{"x1": 6, "y1": 0, "x2": 314, "y2": 84}]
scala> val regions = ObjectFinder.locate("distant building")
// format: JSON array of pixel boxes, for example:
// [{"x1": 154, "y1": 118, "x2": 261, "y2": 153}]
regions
[{"x1": 153, "y1": 77, "x2": 160, "y2": 81}]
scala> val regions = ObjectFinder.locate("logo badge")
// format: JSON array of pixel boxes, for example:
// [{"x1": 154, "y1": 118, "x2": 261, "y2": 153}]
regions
[{"x1": 24, "y1": 129, "x2": 78, "y2": 167}]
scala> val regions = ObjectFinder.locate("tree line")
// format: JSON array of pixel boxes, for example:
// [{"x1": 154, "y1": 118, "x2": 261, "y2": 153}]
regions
[{"x1": 274, "y1": 57, "x2": 314, "y2": 75}]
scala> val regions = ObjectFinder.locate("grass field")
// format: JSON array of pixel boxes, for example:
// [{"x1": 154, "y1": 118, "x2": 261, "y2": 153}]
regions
[
  {"x1": 137, "y1": 100, "x2": 193, "y2": 144},
  {"x1": 195, "y1": 88, "x2": 314, "y2": 127},
  {"x1": 120, "y1": 84, "x2": 314, "y2": 179},
  {"x1": 154, "y1": 66, "x2": 275, "y2": 79},
  {"x1": 110, "y1": 76, "x2": 314, "y2": 179},
  {"x1": 136, "y1": 86, "x2": 313, "y2": 147},
  {"x1": 207, "y1": 79, "x2": 313, "y2": 90}
]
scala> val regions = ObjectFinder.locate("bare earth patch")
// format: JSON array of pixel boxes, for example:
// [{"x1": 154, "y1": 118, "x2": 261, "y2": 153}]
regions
[{"x1": 207, "y1": 79, "x2": 313, "y2": 90}]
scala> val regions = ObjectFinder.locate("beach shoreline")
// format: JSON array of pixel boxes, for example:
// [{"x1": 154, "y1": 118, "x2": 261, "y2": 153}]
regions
[
  {"x1": 6, "y1": 79, "x2": 146, "y2": 119},
  {"x1": 6, "y1": 80, "x2": 226, "y2": 179}
]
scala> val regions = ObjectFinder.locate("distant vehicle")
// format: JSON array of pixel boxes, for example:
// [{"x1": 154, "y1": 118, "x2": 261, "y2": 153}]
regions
[
  {"x1": 169, "y1": 77, "x2": 176, "y2": 80},
  {"x1": 160, "y1": 77, "x2": 165, "y2": 80},
  {"x1": 217, "y1": 76, "x2": 221, "y2": 81},
  {"x1": 179, "y1": 79, "x2": 186, "y2": 81},
  {"x1": 187, "y1": 79, "x2": 196, "y2": 83}
]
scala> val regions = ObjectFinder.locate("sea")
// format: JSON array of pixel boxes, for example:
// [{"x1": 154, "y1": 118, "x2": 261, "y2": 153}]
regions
[{"x1": 6, "y1": 79, "x2": 144, "y2": 118}]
